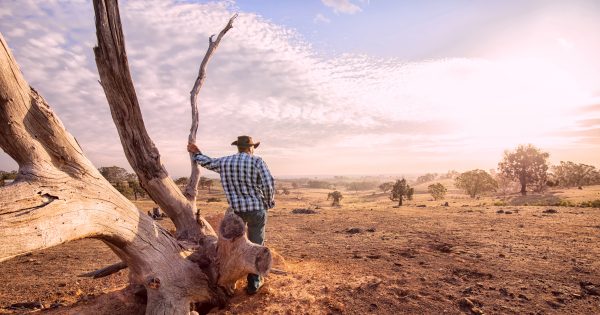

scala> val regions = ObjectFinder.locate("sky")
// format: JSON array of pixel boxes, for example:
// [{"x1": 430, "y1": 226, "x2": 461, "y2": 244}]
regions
[{"x1": 0, "y1": 0, "x2": 599, "y2": 177}]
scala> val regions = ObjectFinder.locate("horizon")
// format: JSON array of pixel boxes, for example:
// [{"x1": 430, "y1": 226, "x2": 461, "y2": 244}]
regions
[{"x1": 1, "y1": 0, "x2": 599, "y2": 177}]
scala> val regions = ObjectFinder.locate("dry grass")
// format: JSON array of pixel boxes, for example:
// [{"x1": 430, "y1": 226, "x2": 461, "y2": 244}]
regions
[{"x1": 1, "y1": 185, "x2": 599, "y2": 314}]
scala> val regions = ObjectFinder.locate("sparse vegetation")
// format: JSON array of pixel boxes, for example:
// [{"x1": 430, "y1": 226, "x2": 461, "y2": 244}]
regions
[
  {"x1": 427, "y1": 182, "x2": 447, "y2": 200},
  {"x1": 174, "y1": 176, "x2": 188, "y2": 185},
  {"x1": 455, "y1": 169, "x2": 497, "y2": 198},
  {"x1": 327, "y1": 190, "x2": 343, "y2": 206},
  {"x1": 346, "y1": 181, "x2": 378, "y2": 192},
  {"x1": 416, "y1": 173, "x2": 437, "y2": 184},
  {"x1": 307, "y1": 180, "x2": 333, "y2": 189}
]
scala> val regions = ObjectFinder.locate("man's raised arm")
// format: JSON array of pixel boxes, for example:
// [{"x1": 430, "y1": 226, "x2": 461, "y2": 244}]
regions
[{"x1": 187, "y1": 143, "x2": 221, "y2": 173}]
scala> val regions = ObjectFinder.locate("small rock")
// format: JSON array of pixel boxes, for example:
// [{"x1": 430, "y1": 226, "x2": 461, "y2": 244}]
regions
[
  {"x1": 543, "y1": 209, "x2": 558, "y2": 214},
  {"x1": 504, "y1": 211, "x2": 513, "y2": 214},
  {"x1": 366, "y1": 227, "x2": 376, "y2": 232},
  {"x1": 416, "y1": 204, "x2": 426, "y2": 208},
  {"x1": 580, "y1": 281, "x2": 600, "y2": 296},
  {"x1": 346, "y1": 227, "x2": 362, "y2": 234},
  {"x1": 291, "y1": 208, "x2": 318, "y2": 214},
  {"x1": 443, "y1": 202, "x2": 449, "y2": 206},
  {"x1": 457, "y1": 297, "x2": 484, "y2": 314},
  {"x1": 498, "y1": 253, "x2": 506, "y2": 258},
  {"x1": 518, "y1": 294, "x2": 529, "y2": 300},
  {"x1": 496, "y1": 210, "x2": 504, "y2": 214},
  {"x1": 546, "y1": 300, "x2": 562, "y2": 309},
  {"x1": 366, "y1": 254, "x2": 381, "y2": 259}
]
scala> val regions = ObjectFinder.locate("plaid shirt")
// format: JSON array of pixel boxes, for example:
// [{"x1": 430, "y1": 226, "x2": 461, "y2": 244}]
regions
[{"x1": 193, "y1": 152, "x2": 275, "y2": 212}]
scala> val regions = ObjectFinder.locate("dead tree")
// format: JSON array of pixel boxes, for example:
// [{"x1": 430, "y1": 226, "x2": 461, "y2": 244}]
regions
[{"x1": 0, "y1": 1, "x2": 271, "y2": 314}]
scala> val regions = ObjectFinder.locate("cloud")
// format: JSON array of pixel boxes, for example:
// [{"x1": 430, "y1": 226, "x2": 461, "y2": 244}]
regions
[
  {"x1": 1, "y1": 0, "x2": 599, "y2": 176},
  {"x1": 313, "y1": 13, "x2": 331, "y2": 24},
  {"x1": 321, "y1": 0, "x2": 362, "y2": 15}
]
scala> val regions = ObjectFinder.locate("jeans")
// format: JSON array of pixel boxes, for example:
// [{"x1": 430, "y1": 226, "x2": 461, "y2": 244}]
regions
[{"x1": 234, "y1": 209, "x2": 267, "y2": 289}]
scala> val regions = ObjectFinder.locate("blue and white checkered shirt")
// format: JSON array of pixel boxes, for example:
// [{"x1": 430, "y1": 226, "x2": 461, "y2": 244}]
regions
[{"x1": 193, "y1": 152, "x2": 275, "y2": 212}]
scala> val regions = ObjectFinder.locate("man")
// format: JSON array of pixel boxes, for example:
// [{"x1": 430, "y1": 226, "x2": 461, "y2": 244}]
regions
[{"x1": 187, "y1": 135, "x2": 275, "y2": 294}]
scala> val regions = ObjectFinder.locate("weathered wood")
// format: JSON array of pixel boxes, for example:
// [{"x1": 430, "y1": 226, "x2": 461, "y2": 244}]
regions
[
  {"x1": 93, "y1": 0, "x2": 213, "y2": 240},
  {"x1": 184, "y1": 14, "x2": 238, "y2": 206},
  {"x1": 0, "y1": 1, "x2": 273, "y2": 313},
  {"x1": 79, "y1": 262, "x2": 128, "y2": 279}
]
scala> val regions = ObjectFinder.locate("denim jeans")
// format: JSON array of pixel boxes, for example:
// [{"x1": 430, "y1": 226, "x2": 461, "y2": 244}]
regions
[{"x1": 234, "y1": 209, "x2": 267, "y2": 289}]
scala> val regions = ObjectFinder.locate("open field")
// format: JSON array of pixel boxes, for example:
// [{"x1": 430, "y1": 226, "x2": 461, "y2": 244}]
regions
[{"x1": 1, "y1": 186, "x2": 600, "y2": 314}]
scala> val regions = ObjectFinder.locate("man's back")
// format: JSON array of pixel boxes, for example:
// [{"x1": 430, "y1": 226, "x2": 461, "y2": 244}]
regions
[{"x1": 194, "y1": 152, "x2": 275, "y2": 213}]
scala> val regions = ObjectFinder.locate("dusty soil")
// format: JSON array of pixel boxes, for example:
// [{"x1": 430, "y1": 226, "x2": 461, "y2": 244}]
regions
[{"x1": 1, "y1": 187, "x2": 600, "y2": 314}]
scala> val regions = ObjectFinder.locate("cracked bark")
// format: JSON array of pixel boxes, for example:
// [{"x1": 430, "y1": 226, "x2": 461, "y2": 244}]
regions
[{"x1": 0, "y1": 1, "x2": 271, "y2": 313}]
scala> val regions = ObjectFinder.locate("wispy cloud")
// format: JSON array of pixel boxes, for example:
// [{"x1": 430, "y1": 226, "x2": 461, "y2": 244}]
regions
[
  {"x1": 313, "y1": 13, "x2": 331, "y2": 24},
  {"x1": 321, "y1": 0, "x2": 362, "y2": 15}
]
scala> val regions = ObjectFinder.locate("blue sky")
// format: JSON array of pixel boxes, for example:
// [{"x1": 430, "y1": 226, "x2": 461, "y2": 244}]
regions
[{"x1": 1, "y1": 0, "x2": 599, "y2": 177}]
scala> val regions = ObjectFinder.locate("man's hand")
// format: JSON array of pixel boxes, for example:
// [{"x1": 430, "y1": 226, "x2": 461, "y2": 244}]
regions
[{"x1": 187, "y1": 143, "x2": 200, "y2": 154}]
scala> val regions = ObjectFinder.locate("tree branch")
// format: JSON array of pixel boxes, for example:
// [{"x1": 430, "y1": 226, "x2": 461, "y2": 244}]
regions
[
  {"x1": 184, "y1": 14, "x2": 238, "y2": 204},
  {"x1": 92, "y1": 0, "x2": 214, "y2": 239}
]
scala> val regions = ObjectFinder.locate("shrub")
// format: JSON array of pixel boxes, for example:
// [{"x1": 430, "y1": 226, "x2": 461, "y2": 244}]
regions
[{"x1": 427, "y1": 183, "x2": 447, "y2": 200}]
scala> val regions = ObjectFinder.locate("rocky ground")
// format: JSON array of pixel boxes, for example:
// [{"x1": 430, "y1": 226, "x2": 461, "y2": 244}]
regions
[{"x1": 1, "y1": 187, "x2": 599, "y2": 314}]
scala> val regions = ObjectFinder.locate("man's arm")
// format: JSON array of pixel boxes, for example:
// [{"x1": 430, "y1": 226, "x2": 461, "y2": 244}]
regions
[
  {"x1": 256, "y1": 158, "x2": 275, "y2": 209},
  {"x1": 187, "y1": 143, "x2": 221, "y2": 173}
]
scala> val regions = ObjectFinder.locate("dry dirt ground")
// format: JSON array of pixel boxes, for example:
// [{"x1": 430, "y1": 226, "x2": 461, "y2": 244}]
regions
[{"x1": 1, "y1": 186, "x2": 600, "y2": 314}]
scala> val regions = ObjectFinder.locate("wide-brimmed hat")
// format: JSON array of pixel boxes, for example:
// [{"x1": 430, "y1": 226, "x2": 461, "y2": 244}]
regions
[{"x1": 231, "y1": 135, "x2": 260, "y2": 148}]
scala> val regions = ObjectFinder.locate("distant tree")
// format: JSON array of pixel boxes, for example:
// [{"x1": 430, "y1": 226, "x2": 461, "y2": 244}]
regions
[
  {"x1": 440, "y1": 170, "x2": 459, "y2": 180},
  {"x1": 98, "y1": 166, "x2": 130, "y2": 183},
  {"x1": 379, "y1": 182, "x2": 394, "y2": 193},
  {"x1": 0, "y1": 178, "x2": 4, "y2": 187},
  {"x1": 291, "y1": 182, "x2": 299, "y2": 189},
  {"x1": 174, "y1": 177, "x2": 189, "y2": 186},
  {"x1": 127, "y1": 180, "x2": 146, "y2": 200},
  {"x1": 498, "y1": 144, "x2": 549, "y2": 195},
  {"x1": 327, "y1": 190, "x2": 343, "y2": 206},
  {"x1": 416, "y1": 173, "x2": 437, "y2": 184},
  {"x1": 200, "y1": 177, "x2": 214, "y2": 193},
  {"x1": 282, "y1": 188, "x2": 290, "y2": 195},
  {"x1": 427, "y1": 182, "x2": 447, "y2": 200},
  {"x1": 346, "y1": 181, "x2": 378, "y2": 192},
  {"x1": 390, "y1": 178, "x2": 414, "y2": 206},
  {"x1": 455, "y1": 169, "x2": 497, "y2": 198},
  {"x1": 552, "y1": 161, "x2": 598, "y2": 188},
  {"x1": 114, "y1": 181, "x2": 133, "y2": 199}
]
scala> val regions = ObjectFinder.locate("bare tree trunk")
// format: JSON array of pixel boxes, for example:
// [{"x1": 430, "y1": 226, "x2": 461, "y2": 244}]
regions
[
  {"x1": 184, "y1": 14, "x2": 237, "y2": 206},
  {"x1": 520, "y1": 176, "x2": 527, "y2": 196},
  {"x1": 0, "y1": 1, "x2": 272, "y2": 313}
]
